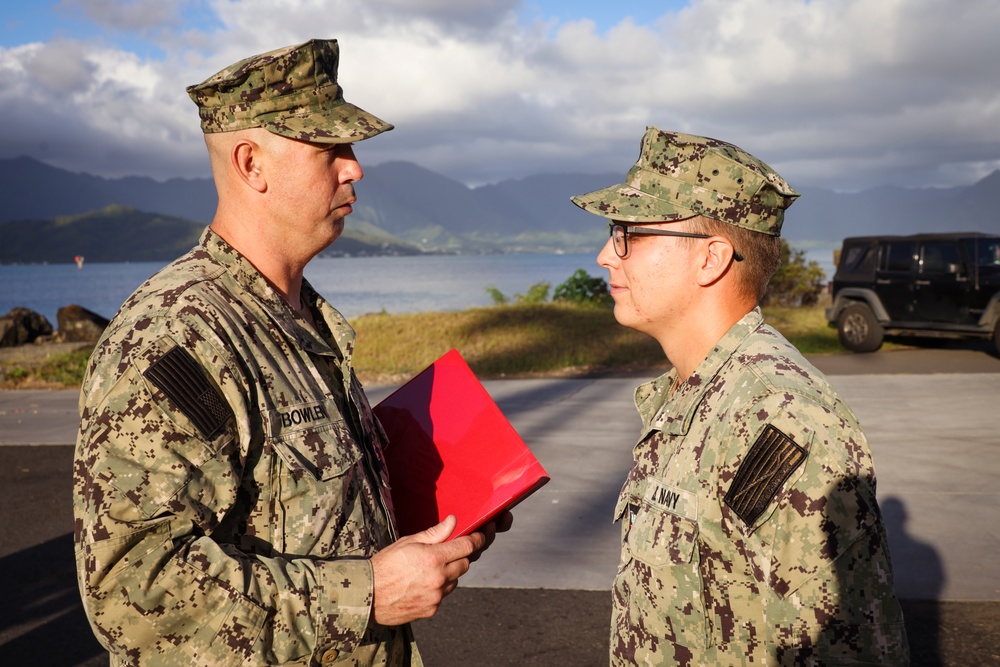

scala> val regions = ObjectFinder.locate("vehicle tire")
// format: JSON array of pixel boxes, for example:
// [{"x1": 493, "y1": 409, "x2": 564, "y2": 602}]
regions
[{"x1": 837, "y1": 302, "x2": 884, "y2": 353}]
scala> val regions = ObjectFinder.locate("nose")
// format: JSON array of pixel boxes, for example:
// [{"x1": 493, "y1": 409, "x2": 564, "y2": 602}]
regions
[
  {"x1": 338, "y1": 145, "x2": 364, "y2": 183},
  {"x1": 597, "y1": 236, "x2": 619, "y2": 269}
]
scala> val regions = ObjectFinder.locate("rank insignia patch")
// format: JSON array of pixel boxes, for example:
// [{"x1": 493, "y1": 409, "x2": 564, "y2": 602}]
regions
[
  {"x1": 143, "y1": 346, "x2": 232, "y2": 440},
  {"x1": 724, "y1": 424, "x2": 806, "y2": 527}
]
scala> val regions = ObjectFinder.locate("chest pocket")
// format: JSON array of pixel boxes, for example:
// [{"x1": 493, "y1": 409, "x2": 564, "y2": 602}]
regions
[
  {"x1": 619, "y1": 498, "x2": 710, "y2": 650},
  {"x1": 266, "y1": 399, "x2": 362, "y2": 481},
  {"x1": 628, "y1": 502, "x2": 699, "y2": 567},
  {"x1": 264, "y1": 398, "x2": 382, "y2": 557}
]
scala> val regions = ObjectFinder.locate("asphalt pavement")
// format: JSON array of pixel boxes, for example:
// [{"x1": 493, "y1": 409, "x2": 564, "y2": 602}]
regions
[{"x1": 2, "y1": 346, "x2": 1000, "y2": 666}]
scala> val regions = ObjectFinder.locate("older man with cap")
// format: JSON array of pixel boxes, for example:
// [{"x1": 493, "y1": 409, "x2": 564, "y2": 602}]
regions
[
  {"x1": 572, "y1": 127, "x2": 909, "y2": 665},
  {"x1": 73, "y1": 39, "x2": 505, "y2": 667}
]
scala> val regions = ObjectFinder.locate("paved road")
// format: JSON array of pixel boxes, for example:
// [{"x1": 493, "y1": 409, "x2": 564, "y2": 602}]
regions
[{"x1": 2, "y1": 346, "x2": 1000, "y2": 665}]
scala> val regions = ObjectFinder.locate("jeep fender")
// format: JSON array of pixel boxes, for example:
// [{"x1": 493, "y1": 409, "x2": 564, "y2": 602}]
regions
[
  {"x1": 978, "y1": 290, "x2": 1000, "y2": 330},
  {"x1": 828, "y1": 289, "x2": 890, "y2": 323}
]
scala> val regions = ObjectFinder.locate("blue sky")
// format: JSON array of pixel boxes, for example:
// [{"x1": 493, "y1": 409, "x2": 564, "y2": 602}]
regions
[
  {"x1": 1, "y1": 1, "x2": 688, "y2": 55},
  {"x1": 1, "y1": 0, "x2": 999, "y2": 193}
]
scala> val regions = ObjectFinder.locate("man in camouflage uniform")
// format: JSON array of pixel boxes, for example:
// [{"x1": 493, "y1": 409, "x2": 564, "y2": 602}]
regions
[
  {"x1": 572, "y1": 127, "x2": 909, "y2": 665},
  {"x1": 73, "y1": 39, "x2": 505, "y2": 666}
]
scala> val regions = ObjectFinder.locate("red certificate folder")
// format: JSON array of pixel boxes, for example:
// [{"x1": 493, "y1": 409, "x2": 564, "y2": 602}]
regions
[{"x1": 373, "y1": 349, "x2": 550, "y2": 539}]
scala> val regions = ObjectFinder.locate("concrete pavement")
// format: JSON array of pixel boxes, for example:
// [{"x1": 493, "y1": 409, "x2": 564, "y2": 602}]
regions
[
  {"x1": 2, "y1": 346, "x2": 1000, "y2": 665},
  {"x1": 2, "y1": 352, "x2": 999, "y2": 598},
  {"x1": 373, "y1": 371, "x2": 1000, "y2": 601}
]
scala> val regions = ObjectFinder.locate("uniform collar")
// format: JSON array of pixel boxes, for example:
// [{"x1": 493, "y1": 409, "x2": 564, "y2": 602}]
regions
[
  {"x1": 634, "y1": 307, "x2": 765, "y2": 436},
  {"x1": 200, "y1": 228, "x2": 355, "y2": 360}
]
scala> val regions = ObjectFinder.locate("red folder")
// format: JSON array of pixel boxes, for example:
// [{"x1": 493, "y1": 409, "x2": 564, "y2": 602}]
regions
[{"x1": 373, "y1": 349, "x2": 550, "y2": 539}]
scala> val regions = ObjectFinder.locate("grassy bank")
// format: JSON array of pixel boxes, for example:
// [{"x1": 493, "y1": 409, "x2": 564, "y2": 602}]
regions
[
  {"x1": 0, "y1": 303, "x2": 843, "y2": 389},
  {"x1": 350, "y1": 302, "x2": 844, "y2": 384}
]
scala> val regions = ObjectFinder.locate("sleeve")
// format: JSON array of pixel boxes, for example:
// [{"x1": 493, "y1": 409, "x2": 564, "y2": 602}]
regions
[
  {"x1": 730, "y1": 398, "x2": 878, "y2": 597},
  {"x1": 73, "y1": 328, "x2": 374, "y2": 667},
  {"x1": 722, "y1": 394, "x2": 908, "y2": 664}
]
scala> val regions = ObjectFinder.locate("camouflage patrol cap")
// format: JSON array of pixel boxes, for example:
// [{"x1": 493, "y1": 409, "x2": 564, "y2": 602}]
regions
[
  {"x1": 571, "y1": 126, "x2": 799, "y2": 235},
  {"x1": 186, "y1": 39, "x2": 392, "y2": 143}
]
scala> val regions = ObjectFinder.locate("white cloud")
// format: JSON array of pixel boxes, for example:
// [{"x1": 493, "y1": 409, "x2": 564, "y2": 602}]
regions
[
  {"x1": 2, "y1": 0, "x2": 1000, "y2": 191},
  {"x1": 21, "y1": 40, "x2": 97, "y2": 93},
  {"x1": 56, "y1": 0, "x2": 188, "y2": 32}
]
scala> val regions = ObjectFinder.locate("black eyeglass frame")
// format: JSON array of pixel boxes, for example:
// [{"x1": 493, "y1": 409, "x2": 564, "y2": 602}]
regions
[{"x1": 608, "y1": 223, "x2": 744, "y2": 262}]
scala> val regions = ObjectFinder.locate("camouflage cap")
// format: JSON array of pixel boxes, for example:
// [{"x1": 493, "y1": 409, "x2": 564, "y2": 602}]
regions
[
  {"x1": 571, "y1": 127, "x2": 799, "y2": 235},
  {"x1": 186, "y1": 39, "x2": 393, "y2": 143}
]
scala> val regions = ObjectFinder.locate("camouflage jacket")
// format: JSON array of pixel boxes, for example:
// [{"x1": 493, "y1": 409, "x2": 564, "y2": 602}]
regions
[
  {"x1": 74, "y1": 229, "x2": 419, "y2": 667},
  {"x1": 612, "y1": 308, "x2": 909, "y2": 666}
]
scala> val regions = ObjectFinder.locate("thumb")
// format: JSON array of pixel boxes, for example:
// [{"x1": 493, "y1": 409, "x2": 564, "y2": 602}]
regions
[{"x1": 411, "y1": 515, "x2": 457, "y2": 544}]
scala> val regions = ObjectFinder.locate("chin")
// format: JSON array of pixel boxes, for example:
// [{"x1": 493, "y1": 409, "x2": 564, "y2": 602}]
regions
[
  {"x1": 612, "y1": 307, "x2": 646, "y2": 334},
  {"x1": 611, "y1": 307, "x2": 633, "y2": 328},
  {"x1": 328, "y1": 222, "x2": 345, "y2": 244}
]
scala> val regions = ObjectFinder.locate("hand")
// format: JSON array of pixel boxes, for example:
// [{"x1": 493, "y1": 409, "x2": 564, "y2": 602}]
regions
[
  {"x1": 370, "y1": 515, "x2": 485, "y2": 626},
  {"x1": 468, "y1": 510, "x2": 514, "y2": 563}
]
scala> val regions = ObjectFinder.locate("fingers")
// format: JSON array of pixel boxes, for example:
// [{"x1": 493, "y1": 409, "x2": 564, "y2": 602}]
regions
[
  {"x1": 369, "y1": 514, "x2": 511, "y2": 625},
  {"x1": 371, "y1": 518, "x2": 480, "y2": 626},
  {"x1": 466, "y1": 511, "x2": 514, "y2": 562},
  {"x1": 468, "y1": 521, "x2": 495, "y2": 563},
  {"x1": 442, "y1": 553, "x2": 472, "y2": 583},
  {"x1": 403, "y1": 514, "x2": 457, "y2": 545},
  {"x1": 494, "y1": 510, "x2": 514, "y2": 533}
]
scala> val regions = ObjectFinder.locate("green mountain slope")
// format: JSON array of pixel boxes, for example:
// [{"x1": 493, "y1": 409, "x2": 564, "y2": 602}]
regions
[{"x1": 0, "y1": 205, "x2": 427, "y2": 264}]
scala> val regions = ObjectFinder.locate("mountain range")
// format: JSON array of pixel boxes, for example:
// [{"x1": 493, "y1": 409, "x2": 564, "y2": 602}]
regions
[{"x1": 1, "y1": 155, "x2": 998, "y2": 263}]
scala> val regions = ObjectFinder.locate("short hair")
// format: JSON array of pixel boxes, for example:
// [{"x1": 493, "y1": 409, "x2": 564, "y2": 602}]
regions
[{"x1": 683, "y1": 216, "x2": 782, "y2": 303}]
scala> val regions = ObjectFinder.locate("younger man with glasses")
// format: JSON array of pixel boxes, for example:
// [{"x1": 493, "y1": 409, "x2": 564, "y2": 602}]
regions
[{"x1": 572, "y1": 127, "x2": 909, "y2": 665}]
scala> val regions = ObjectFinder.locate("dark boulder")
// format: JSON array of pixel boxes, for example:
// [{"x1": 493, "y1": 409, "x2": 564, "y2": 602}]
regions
[
  {"x1": 57, "y1": 305, "x2": 110, "y2": 343},
  {"x1": 0, "y1": 307, "x2": 54, "y2": 347}
]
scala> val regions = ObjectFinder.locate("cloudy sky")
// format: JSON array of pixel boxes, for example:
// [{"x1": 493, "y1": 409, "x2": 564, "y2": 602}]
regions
[{"x1": 2, "y1": 0, "x2": 998, "y2": 192}]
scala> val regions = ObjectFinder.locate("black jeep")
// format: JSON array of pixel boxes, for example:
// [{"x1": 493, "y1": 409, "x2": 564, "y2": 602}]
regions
[{"x1": 826, "y1": 233, "x2": 1000, "y2": 354}]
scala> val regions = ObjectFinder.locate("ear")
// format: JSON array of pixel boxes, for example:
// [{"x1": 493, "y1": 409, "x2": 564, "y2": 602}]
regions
[
  {"x1": 232, "y1": 139, "x2": 267, "y2": 192},
  {"x1": 695, "y1": 237, "x2": 737, "y2": 286}
]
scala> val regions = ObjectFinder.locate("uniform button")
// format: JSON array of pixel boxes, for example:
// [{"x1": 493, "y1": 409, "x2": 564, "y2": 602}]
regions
[{"x1": 322, "y1": 648, "x2": 339, "y2": 664}]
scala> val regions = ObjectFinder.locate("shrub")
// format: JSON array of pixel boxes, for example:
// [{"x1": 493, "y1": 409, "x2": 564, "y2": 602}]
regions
[
  {"x1": 515, "y1": 281, "x2": 551, "y2": 304},
  {"x1": 553, "y1": 269, "x2": 613, "y2": 307},
  {"x1": 485, "y1": 286, "x2": 509, "y2": 305},
  {"x1": 763, "y1": 240, "x2": 826, "y2": 307}
]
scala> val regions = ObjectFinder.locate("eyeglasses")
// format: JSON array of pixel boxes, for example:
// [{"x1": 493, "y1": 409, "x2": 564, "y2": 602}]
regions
[
  {"x1": 608, "y1": 223, "x2": 743, "y2": 261},
  {"x1": 609, "y1": 223, "x2": 709, "y2": 259}
]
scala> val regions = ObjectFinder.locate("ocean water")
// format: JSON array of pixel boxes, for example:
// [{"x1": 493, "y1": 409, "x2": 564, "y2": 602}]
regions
[
  {"x1": 0, "y1": 246, "x2": 837, "y2": 327},
  {"x1": 0, "y1": 253, "x2": 607, "y2": 326}
]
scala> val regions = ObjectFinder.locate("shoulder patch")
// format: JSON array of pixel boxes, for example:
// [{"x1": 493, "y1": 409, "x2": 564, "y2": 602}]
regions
[
  {"x1": 724, "y1": 424, "x2": 807, "y2": 527},
  {"x1": 143, "y1": 346, "x2": 232, "y2": 440}
]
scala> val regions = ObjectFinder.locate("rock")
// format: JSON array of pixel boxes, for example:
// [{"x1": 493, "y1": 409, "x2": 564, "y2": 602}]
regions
[
  {"x1": 0, "y1": 307, "x2": 54, "y2": 347},
  {"x1": 57, "y1": 305, "x2": 110, "y2": 343}
]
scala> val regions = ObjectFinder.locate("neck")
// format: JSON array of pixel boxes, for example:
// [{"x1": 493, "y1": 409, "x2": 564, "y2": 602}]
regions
[
  {"x1": 210, "y1": 215, "x2": 309, "y2": 309},
  {"x1": 658, "y1": 298, "x2": 755, "y2": 381}
]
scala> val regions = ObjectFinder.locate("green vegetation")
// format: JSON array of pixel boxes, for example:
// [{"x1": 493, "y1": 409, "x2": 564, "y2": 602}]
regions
[
  {"x1": 482, "y1": 281, "x2": 556, "y2": 306},
  {"x1": 351, "y1": 303, "x2": 669, "y2": 383},
  {"x1": 350, "y1": 301, "x2": 846, "y2": 384},
  {"x1": 487, "y1": 269, "x2": 610, "y2": 308},
  {"x1": 0, "y1": 205, "x2": 204, "y2": 264},
  {"x1": 763, "y1": 240, "x2": 827, "y2": 307},
  {"x1": 36, "y1": 347, "x2": 93, "y2": 385},
  {"x1": 0, "y1": 346, "x2": 94, "y2": 389},
  {"x1": 761, "y1": 304, "x2": 845, "y2": 355},
  {"x1": 0, "y1": 302, "x2": 846, "y2": 389},
  {"x1": 552, "y1": 269, "x2": 613, "y2": 307}
]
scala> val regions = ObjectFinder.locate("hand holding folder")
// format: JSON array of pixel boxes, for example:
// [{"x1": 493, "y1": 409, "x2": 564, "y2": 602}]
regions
[{"x1": 374, "y1": 349, "x2": 550, "y2": 539}]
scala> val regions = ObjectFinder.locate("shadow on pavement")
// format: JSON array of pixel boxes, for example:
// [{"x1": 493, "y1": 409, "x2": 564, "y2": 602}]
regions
[
  {"x1": 0, "y1": 533, "x2": 105, "y2": 666},
  {"x1": 882, "y1": 495, "x2": 945, "y2": 664}
]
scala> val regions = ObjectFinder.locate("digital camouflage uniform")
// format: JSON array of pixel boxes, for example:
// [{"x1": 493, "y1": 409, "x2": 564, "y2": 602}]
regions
[
  {"x1": 572, "y1": 128, "x2": 909, "y2": 665},
  {"x1": 611, "y1": 309, "x2": 908, "y2": 665},
  {"x1": 73, "y1": 39, "x2": 412, "y2": 667},
  {"x1": 73, "y1": 229, "x2": 419, "y2": 667}
]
